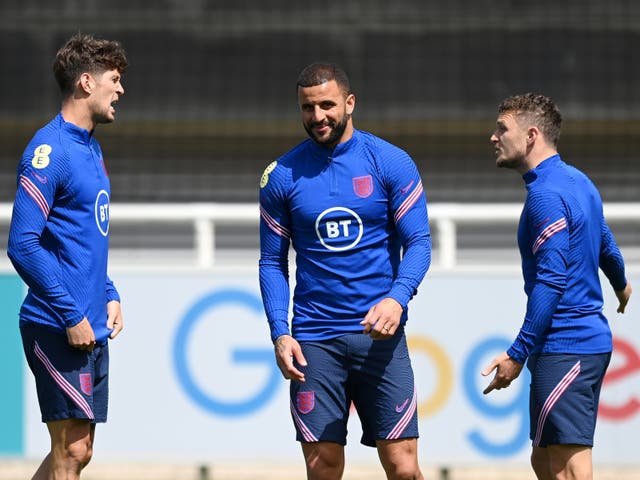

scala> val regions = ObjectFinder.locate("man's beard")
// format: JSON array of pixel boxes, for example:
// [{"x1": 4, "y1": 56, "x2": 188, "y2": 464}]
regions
[
  {"x1": 92, "y1": 110, "x2": 115, "y2": 125},
  {"x1": 496, "y1": 151, "x2": 524, "y2": 170},
  {"x1": 304, "y1": 114, "x2": 349, "y2": 148},
  {"x1": 497, "y1": 157, "x2": 520, "y2": 169}
]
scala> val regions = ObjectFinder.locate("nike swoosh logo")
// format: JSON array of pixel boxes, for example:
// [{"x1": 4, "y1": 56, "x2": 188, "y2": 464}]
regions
[
  {"x1": 400, "y1": 181, "x2": 414, "y2": 195},
  {"x1": 34, "y1": 173, "x2": 48, "y2": 184},
  {"x1": 395, "y1": 398, "x2": 409, "y2": 413}
]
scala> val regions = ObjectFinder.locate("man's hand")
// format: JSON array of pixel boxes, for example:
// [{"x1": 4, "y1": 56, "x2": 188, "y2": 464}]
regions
[
  {"x1": 66, "y1": 317, "x2": 96, "y2": 351},
  {"x1": 615, "y1": 282, "x2": 632, "y2": 314},
  {"x1": 107, "y1": 300, "x2": 124, "y2": 339},
  {"x1": 274, "y1": 334, "x2": 307, "y2": 382},
  {"x1": 360, "y1": 297, "x2": 403, "y2": 339},
  {"x1": 481, "y1": 351, "x2": 524, "y2": 395}
]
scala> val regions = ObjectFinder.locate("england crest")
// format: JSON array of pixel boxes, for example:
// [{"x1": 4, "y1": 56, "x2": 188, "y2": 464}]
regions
[
  {"x1": 296, "y1": 391, "x2": 315, "y2": 414},
  {"x1": 352, "y1": 175, "x2": 373, "y2": 198},
  {"x1": 79, "y1": 373, "x2": 93, "y2": 396}
]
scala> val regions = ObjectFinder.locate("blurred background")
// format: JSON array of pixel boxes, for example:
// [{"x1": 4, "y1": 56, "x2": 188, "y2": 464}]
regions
[
  {"x1": 0, "y1": 2, "x2": 639, "y2": 479},
  {"x1": 2, "y1": 0, "x2": 639, "y2": 202},
  {"x1": 1, "y1": 0, "x2": 639, "y2": 258}
]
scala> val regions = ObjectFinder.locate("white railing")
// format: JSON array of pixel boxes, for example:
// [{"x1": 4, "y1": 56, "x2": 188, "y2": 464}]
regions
[{"x1": 1, "y1": 202, "x2": 639, "y2": 270}]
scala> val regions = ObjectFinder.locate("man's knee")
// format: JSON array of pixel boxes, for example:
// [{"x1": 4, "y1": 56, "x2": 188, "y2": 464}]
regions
[
  {"x1": 65, "y1": 437, "x2": 93, "y2": 468},
  {"x1": 48, "y1": 419, "x2": 94, "y2": 472},
  {"x1": 385, "y1": 463, "x2": 422, "y2": 480},
  {"x1": 377, "y1": 438, "x2": 423, "y2": 480},
  {"x1": 302, "y1": 441, "x2": 345, "y2": 479}
]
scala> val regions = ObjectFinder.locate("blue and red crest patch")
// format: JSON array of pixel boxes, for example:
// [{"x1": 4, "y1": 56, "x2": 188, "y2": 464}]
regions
[
  {"x1": 296, "y1": 391, "x2": 315, "y2": 414},
  {"x1": 352, "y1": 175, "x2": 373, "y2": 198},
  {"x1": 79, "y1": 373, "x2": 93, "y2": 396}
]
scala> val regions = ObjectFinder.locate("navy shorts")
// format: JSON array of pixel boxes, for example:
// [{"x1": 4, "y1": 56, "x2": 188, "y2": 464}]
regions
[
  {"x1": 21, "y1": 322, "x2": 109, "y2": 423},
  {"x1": 290, "y1": 328, "x2": 418, "y2": 447},
  {"x1": 527, "y1": 352, "x2": 611, "y2": 447}
]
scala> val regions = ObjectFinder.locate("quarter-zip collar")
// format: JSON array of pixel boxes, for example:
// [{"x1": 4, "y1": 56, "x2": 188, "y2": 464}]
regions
[
  {"x1": 57, "y1": 112, "x2": 94, "y2": 145},
  {"x1": 523, "y1": 154, "x2": 561, "y2": 186},
  {"x1": 308, "y1": 129, "x2": 361, "y2": 162}
]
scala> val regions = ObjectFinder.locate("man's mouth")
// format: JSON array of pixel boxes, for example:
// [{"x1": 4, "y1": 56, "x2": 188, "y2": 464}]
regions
[{"x1": 313, "y1": 123, "x2": 330, "y2": 133}]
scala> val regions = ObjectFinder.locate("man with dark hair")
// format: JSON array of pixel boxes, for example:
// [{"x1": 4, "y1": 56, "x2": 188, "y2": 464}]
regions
[
  {"x1": 259, "y1": 62, "x2": 430, "y2": 479},
  {"x1": 483, "y1": 93, "x2": 632, "y2": 480},
  {"x1": 7, "y1": 33, "x2": 127, "y2": 479}
]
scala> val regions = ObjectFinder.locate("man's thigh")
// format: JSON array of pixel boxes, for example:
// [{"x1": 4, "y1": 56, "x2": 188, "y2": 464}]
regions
[
  {"x1": 349, "y1": 329, "x2": 419, "y2": 447},
  {"x1": 21, "y1": 323, "x2": 109, "y2": 423},
  {"x1": 290, "y1": 337, "x2": 350, "y2": 445},
  {"x1": 527, "y1": 353, "x2": 610, "y2": 447}
]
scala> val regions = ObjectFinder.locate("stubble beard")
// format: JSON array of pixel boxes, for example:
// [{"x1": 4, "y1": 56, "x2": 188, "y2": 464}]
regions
[
  {"x1": 304, "y1": 114, "x2": 349, "y2": 148},
  {"x1": 96, "y1": 109, "x2": 116, "y2": 125},
  {"x1": 496, "y1": 150, "x2": 524, "y2": 170}
]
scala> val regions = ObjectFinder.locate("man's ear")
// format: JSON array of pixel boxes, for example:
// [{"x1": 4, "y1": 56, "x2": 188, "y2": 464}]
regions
[
  {"x1": 526, "y1": 126, "x2": 540, "y2": 145},
  {"x1": 79, "y1": 72, "x2": 94, "y2": 95},
  {"x1": 345, "y1": 93, "x2": 355, "y2": 115}
]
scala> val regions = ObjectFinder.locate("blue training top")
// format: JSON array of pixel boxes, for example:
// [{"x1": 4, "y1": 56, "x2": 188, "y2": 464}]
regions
[
  {"x1": 259, "y1": 129, "x2": 431, "y2": 342},
  {"x1": 8, "y1": 112, "x2": 120, "y2": 344},
  {"x1": 508, "y1": 154, "x2": 627, "y2": 363}
]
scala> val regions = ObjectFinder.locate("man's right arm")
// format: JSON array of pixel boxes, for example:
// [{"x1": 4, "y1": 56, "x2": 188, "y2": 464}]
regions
[
  {"x1": 7, "y1": 150, "x2": 84, "y2": 328},
  {"x1": 258, "y1": 161, "x2": 292, "y2": 342}
]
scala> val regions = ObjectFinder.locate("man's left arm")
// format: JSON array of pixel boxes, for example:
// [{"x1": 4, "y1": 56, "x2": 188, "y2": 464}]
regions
[
  {"x1": 599, "y1": 216, "x2": 632, "y2": 313},
  {"x1": 386, "y1": 152, "x2": 431, "y2": 308},
  {"x1": 361, "y1": 149, "x2": 431, "y2": 337}
]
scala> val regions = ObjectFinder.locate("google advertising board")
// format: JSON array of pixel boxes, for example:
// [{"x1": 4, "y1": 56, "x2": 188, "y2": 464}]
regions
[{"x1": 5, "y1": 269, "x2": 639, "y2": 465}]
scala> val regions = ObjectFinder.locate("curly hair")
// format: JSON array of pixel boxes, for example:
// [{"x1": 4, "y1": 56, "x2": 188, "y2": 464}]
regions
[
  {"x1": 296, "y1": 62, "x2": 351, "y2": 96},
  {"x1": 498, "y1": 93, "x2": 563, "y2": 147},
  {"x1": 53, "y1": 33, "x2": 128, "y2": 97}
]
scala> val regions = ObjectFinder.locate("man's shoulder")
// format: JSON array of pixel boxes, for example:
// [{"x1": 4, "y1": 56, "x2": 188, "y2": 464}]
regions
[
  {"x1": 19, "y1": 117, "x2": 69, "y2": 174},
  {"x1": 559, "y1": 160, "x2": 598, "y2": 191},
  {"x1": 259, "y1": 149, "x2": 300, "y2": 194},
  {"x1": 357, "y1": 129, "x2": 401, "y2": 149},
  {"x1": 532, "y1": 161, "x2": 596, "y2": 200},
  {"x1": 526, "y1": 181, "x2": 564, "y2": 202},
  {"x1": 356, "y1": 130, "x2": 412, "y2": 164}
]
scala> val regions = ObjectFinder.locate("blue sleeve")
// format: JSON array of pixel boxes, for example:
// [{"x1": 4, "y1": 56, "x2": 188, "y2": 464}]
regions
[
  {"x1": 508, "y1": 192, "x2": 568, "y2": 363},
  {"x1": 599, "y1": 217, "x2": 627, "y2": 291},
  {"x1": 7, "y1": 148, "x2": 85, "y2": 327},
  {"x1": 381, "y1": 147, "x2": 431, "y2": 308},
  {"x1": 258, "y1": 161, "x2": 292, "y2": 342},
  {"x1": 106, "y1": 275, "x2": 120, "y2": 303}
]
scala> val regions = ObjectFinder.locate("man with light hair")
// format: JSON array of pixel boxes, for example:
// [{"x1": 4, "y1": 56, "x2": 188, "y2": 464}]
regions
[{"x1": 483, "y1": 93, "x2": 632, "y2": 480}]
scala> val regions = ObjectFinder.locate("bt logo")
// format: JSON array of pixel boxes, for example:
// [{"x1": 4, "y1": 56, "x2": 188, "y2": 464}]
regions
[
  {"x1": 94, "y1": 190, "x2": 110, "y2": 236},
  {"x1": 315, "y1": 206, "x2": 363, "y2": 251}
]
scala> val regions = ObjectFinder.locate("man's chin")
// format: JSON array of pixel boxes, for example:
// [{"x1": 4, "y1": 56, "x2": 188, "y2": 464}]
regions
[
  {"x1": 95, "y1": 115, "x2": 116, "y2": 125},
  {"x1": 496, "y1": 157, "x2": 516, "y2": 169},
  {"x1": 310, "y1": 133, "x2": 335, "y2": 147}
]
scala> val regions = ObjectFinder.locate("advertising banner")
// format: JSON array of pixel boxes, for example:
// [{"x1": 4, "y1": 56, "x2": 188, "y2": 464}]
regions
[{"x1": 4, "y1": 269, "x2": 638, "y2": 466}]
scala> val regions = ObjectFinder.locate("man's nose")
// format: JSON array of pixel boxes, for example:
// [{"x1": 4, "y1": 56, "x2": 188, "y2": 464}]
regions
[{"x1": 311, "y1": 105, "x2": 324, "y2": 122}]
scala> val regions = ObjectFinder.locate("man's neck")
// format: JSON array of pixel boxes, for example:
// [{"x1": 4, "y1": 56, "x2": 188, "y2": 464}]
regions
[
  {"x1": 520, "y1": 146, "x2": 558, "y2": 175},
  {"x1": 61, "y1": 100, "x2": 94, "y2": 132}
]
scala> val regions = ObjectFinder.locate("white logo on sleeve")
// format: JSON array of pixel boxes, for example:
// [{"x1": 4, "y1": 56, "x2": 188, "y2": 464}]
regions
[
  {"x1": 31, "y1": 144, "x2": 52, "y2": 169},
  {"x1": 94, "y1": 190, "x2": 110, "y2": 236},
  {"x1": 315, "y1": 207, "x2": 363, "y2": 251}
]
